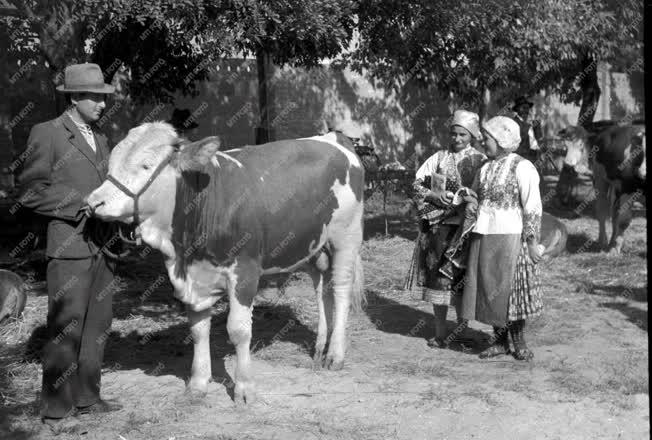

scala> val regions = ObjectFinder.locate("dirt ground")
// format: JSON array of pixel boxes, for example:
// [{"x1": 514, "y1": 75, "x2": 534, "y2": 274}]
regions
[{"x1": 0, "y1": 195, "x2": 648, "y2": 440}]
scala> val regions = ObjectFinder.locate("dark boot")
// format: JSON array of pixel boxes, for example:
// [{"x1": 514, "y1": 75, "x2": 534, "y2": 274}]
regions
[
  {"x1": 509, "y1": 320, "x2": 533, "y2": 361},
  {"x1": 449, "y1": 302, "x2": 473, "y2": 345},
  {"x1": 427, "y1": 305, "x2": 448, "y2": 348},
  {"x1": 479, "y1": 326, "x2": 510, "y2": 358}
]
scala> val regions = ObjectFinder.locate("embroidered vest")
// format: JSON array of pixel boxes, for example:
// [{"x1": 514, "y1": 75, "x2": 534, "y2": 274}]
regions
[
  {"x1": 478, "y1": 154, "x2": 523, "y2": 210},
  {"x1": 429, "y1": 149, "x2": 483, "y2": 193}
]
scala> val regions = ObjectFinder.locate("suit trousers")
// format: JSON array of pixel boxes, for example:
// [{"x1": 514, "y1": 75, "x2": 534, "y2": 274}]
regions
[{"x1": 40, "y1": 254, "x2": 116, "y2": 418}]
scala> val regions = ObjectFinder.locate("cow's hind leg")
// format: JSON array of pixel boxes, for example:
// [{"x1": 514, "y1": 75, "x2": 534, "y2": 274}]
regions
[
  {"x1": 324, "y1": 248, "x2": 354, "y2": 370},
  {"x1": 187, "y1": 308, "x2": 213, "y2": 395},
  {"x1": 325, "y1": 217, "x2": 364, "y2": 370},
  {"x1": 592, "y1": 164, "x2": 611, "y2": 250},
  {"x1": 609, "y1": 193, "x2": 634, "y2": 255},
  {"x1": 308, "y1": 257, "x2": 333, "y2": 367},
  {"x1": 227, "y1": 259, "x2": 260, "y2": 405}
]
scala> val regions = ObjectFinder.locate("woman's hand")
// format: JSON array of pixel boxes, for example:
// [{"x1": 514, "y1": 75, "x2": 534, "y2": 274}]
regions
[
  {"x1": 527, "y1": 242, "x2": 544, "y2": 264},
  {"x1": 425, "y1": 190, "x2": 453, "y2": 207}
]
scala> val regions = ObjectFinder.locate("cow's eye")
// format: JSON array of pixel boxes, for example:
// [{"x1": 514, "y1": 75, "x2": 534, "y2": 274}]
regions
[{"x1": 142, "y1": 164, "x2": 151, "y2": 170}]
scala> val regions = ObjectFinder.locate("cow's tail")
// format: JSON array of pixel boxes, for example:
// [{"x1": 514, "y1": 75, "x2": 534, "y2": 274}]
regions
[{"x1": 350, "y1": 251, "x2": 366, "y2": 313}]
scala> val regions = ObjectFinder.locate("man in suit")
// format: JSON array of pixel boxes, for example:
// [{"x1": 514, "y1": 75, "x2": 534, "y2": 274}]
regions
[
  {"x1": 512, "y1": 96, "x2": 541, "y2": 163},
  {"x1": 16, "y1": 63, "x2": 122, "y2": 431}
]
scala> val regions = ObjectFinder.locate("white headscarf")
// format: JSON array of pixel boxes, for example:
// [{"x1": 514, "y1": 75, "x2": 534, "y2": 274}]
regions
[
  {"x1": 482, "y1": 116, "x2": 521, "y2": 152},
  {"x1": 450, "y1": 110, "x2": 481, "y2": 140}
]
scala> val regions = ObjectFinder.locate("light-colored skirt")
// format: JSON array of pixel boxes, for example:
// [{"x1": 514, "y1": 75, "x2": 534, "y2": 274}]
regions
[{"x1": 461, "y1": 233, "x2": 543, "y2": 327}]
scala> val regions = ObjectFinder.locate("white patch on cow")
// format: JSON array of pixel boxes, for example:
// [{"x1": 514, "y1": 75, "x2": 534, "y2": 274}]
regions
[
  {"x1": 300, "y1": 133, "x2": 363, "y2": 169},
  {"x1": 166, "y1": 258, "x2": 237, "y2": 312},
  {"x1": 636, "y1": 131, "x2": 646, "y2": 180},
  {"x1": 260, "y1": 176, "x2": 264, "y2": 182},
  {"x1": 215, "y1": 151, "x2": 244, "y2": 168},
  {"x1": 187, "y1": 307, "x2": 212, "y2": 393}
]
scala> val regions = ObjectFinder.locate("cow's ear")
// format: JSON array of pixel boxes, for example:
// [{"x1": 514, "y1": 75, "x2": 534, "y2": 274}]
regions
[{"x1": 177, "y1": 136, "x2": 221, "y2": 171}]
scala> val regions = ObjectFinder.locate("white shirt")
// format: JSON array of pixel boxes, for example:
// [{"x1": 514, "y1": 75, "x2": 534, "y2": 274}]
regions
[
  {"x1": 69, "y1": 114, "x2": 97, "y2": 152},
  {"x1": 514, "y1": 114, "x2": 539, "y2": 151}
]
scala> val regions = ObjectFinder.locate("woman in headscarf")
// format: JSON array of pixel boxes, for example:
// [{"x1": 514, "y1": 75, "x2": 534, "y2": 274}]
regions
[
  {"x1": 405, "y1": 110, "x2": 486, "y2": 348},
  {"x1": 461, "y1": 116, "x2": 544, "y2": 361}
]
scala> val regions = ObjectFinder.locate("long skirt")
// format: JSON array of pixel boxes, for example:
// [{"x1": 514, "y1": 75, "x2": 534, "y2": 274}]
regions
[
  {"x1": 460, "y1": 233, "x2": 543, "y2": 327},
  {"x1": 410, "y1": 223, "x2": 465, "y2": 306}
]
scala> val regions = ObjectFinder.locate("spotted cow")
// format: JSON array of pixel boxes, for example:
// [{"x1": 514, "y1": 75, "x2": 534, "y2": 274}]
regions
[
  {"x1": 559, "y1": 123, "x2": 646, "y2": 254},
  {"x1": 85, "y1": 122, "x2": 365, "y2": 403}
]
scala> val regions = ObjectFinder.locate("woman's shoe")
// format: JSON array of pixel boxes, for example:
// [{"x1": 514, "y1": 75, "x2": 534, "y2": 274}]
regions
[
  {"x1": 427, "y1": 336, "x2": 447, "y2": 348},
  {"x1": 478, "y1": 344, "x2": 510, "y2": 358},
  {"x1": 512, "y1": 348, "x2": 534, "y2": 361}
]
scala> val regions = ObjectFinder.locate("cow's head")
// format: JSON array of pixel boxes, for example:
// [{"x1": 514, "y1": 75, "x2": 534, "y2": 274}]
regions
[
  {"x1": 558, "y1": 125, "x2": 591, "y2": 174},
  {"x1": 85, "y1": 122, "x2": 220, "y2": 225}
]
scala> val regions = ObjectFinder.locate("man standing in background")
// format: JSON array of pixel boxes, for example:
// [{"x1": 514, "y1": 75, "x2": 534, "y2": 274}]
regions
[{"x1": 512, "y1": 96, "x2": 542, "y2": 163}]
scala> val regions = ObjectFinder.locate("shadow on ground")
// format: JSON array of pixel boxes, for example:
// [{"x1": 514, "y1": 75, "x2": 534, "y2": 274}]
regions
[
  {"x1": 599, "y1": 302, "x2": 648, "y2": 332},
  {"x1": 588, "y1": 284, "x2": 648, "y2": 303},
  {"x1": 363, "y1": 289, "x2": 488, "y2": 354},
  {"x1": 565, "y1": 232, "x2": 604, "y2": 254}
]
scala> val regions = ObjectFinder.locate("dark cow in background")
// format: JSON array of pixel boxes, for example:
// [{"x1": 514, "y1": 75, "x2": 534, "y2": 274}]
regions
[
  {"x1": 560, "y1": 121, "x2": 646, "y2": 254},
  {"x1": 85, "y1": 123, "x2": 365, "y2": 403}
]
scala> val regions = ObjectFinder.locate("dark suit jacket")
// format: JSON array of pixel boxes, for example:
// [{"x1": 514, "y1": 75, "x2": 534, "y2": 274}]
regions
[{"x1": 16, "y1": 113, "x2": 113, "y2": 258}]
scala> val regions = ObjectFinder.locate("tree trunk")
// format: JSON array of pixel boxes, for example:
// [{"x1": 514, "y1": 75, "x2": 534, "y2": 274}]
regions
[
  {"x1": 255, "y1": 48, "x2": 275, "y2": 144},
  {"x1": 478, "y1": 85, "x2": 490, "y2": 123},
  {"x1": 577, "y1": 55, "x2": 601, "y2": 129}
]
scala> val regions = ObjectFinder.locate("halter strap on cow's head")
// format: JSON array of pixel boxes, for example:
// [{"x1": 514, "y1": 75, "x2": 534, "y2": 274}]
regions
[{"x1": 106, "y1": 152, "x2": 174, "y2": 241}]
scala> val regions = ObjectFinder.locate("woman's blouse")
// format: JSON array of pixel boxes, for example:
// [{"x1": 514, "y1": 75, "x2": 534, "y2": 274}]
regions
[
  {"x1": 472, "y1": 153, "x2": 542, "y2": 241},
  {"x1": 413, "y1": 145, "x2": 486, "y2": 224}
]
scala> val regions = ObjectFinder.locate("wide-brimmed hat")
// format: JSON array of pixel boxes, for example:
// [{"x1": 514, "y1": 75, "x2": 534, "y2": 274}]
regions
[
  {"x1": 482, "y1": 116, "x2": 521, "y2": 152},
  {"x1": 512, "y1": 96, "x2": 534, "y2": 111},
  {"x1": 450, "y1": 109, "x2": 481, "y2": 139},
  {"x1": 168, "y1": 108, "x2": 199, "y2": 130},
  {"x1": 56, "y1": 63, "x2": 115, "y2": 94}
]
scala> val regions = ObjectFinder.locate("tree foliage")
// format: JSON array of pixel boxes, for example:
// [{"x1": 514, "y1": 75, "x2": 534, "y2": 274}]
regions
[
  {"x1": 352, "y1": 0, "x2": 643, "y2": 124},
  {"x1": 209, "y1": 0, "x2": 356, "y2": 67},
  {"x1": 1, "y1": 0, "x2": 223, "y2": 104},
  {"x1": 2, "y1": 0, "x2": 358, "y2": 112}
]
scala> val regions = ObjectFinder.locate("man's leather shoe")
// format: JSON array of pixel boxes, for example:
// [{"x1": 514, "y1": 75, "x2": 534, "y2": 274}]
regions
[
  {"x1": 41, "y1": 415, "x2": 82, "y2": 435},
  {"x1": 77, "y1": 399, "x2": 123, "y2": 415}
]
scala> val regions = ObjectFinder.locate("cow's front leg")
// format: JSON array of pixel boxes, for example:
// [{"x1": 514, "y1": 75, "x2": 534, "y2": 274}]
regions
[
  {"x1": 227, "y1": 259, "x2": 260, "y2": 404},
  {"x1": 187, "y1": 307, "x2": 212, "y2": 395}
]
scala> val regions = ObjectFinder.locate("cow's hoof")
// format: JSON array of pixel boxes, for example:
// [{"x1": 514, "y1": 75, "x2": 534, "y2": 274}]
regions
[
  {"x1": 234, "y1": 382, "x2": 257, "y2": 405},
  {"x1": 184, "y1": 385, "x2": 208, "y2": 400},
  {"x1": 313, "y1": 350, "x2": 325, "y2": 368},
  {"x1": 323, "y1": 357, "x2": 344, "y2": 371},
  {"x1": 186, "y1": 378, "x2": 209, "y2": 397}
]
